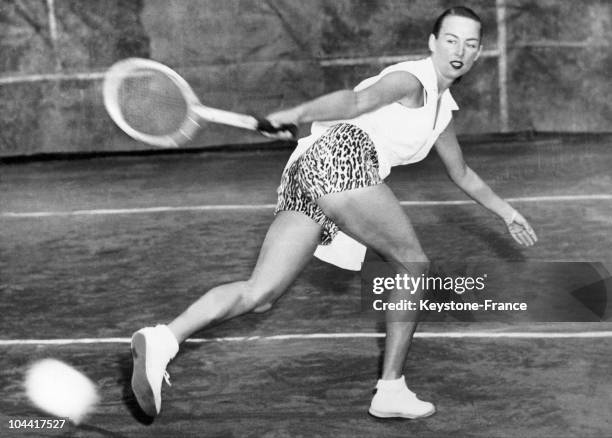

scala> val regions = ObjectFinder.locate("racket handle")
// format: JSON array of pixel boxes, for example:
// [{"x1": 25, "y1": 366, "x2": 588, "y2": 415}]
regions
[{"x1": 256, "y1": 118, "x2": 298, "y2": 140}]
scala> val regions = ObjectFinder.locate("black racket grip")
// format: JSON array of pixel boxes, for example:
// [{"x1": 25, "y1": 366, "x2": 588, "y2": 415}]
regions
[{"x1": 256, "y1": 118, "x2": 298, "y2": 140}]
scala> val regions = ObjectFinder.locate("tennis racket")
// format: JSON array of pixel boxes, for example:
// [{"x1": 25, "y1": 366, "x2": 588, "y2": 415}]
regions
[{"x1": 103, "y1": 58, "x2": 298, "y2": 148}]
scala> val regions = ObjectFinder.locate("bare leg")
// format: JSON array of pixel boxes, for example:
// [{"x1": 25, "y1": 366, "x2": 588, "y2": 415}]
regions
[
  {"x1": 317, "y1": 184, "x2": 429, "y2": 380},
  {"x1": 131, "y1": 211, "x2": 322, "y2": 417},
  {"x1": 168, "y1": 211, "x2": 321, "y2": 343},
  {"x1": 381, "y1": 260, "x2": 428, "y2": 379}
]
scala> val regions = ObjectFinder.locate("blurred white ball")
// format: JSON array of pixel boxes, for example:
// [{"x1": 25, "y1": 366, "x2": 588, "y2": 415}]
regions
[{"x1": 24, "y1": 358, "x2": 99, "y2": 425}]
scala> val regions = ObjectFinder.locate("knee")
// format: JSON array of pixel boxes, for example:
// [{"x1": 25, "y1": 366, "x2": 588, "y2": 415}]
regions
[{"x1": 242, "y1": 280, "x2": 279, "y2": 313}]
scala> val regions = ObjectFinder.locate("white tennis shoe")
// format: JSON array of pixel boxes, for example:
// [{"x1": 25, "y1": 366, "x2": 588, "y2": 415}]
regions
[
  {"x1": 130, "y1": 324, "x2": 179, "y2": 417},
  {"x1": 368, "y1": 375, "x2": 436, "y2": 419}
]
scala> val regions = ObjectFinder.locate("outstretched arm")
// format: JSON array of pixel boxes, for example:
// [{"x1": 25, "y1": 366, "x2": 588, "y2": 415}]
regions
[
  {"x1": 434, "y1": 120, "x2": 538, "y2": 247},
  {"x1": 265, "y1": 71, "x2": 422, "y2": 132}
]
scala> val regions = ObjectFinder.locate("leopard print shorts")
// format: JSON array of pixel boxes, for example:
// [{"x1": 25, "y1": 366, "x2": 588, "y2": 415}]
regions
[{"x1": 275, "y1": 123, "x2": 382, "y2": 244}]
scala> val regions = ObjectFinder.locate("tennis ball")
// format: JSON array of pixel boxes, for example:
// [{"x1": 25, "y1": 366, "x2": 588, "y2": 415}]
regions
[{"x1": 24, "y1": 358, "x2": 99, "y2": 425}]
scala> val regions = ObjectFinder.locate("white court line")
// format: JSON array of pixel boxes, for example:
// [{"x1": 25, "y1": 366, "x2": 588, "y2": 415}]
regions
[
  {"x1": 2, "y1": 331, "x2": 612, "y2": 346},
  {"x1": 2, "y1": 194, "x2": 611, "y2": 218},
  {"x1": 1, "y1": 204, "x2": 275, "y2": 218}
]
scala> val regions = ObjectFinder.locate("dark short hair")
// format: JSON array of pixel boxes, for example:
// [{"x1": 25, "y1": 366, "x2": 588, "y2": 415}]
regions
[{"x1": 432, "y1": 6, "x2": 483, "y2": 40}]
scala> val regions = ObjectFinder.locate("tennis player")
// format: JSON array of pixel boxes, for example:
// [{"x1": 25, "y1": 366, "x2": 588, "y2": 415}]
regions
[{"x1": 130, "y1": 6, "x2": 537, "y2": 419}]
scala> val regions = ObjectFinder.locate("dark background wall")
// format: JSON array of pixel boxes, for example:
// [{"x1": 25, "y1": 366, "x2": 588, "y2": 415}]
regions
[{"x1": 0, "y1": 0, "x2": 610, "y2": 156}]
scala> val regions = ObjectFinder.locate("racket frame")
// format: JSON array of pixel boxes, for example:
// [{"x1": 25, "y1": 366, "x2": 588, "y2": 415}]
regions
[{"x1": 105, "y1": 58, "x2": 259, "y2": 148}]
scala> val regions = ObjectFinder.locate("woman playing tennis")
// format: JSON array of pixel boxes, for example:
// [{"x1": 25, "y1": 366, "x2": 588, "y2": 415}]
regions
[{"x1": 130, "y1": 6, "x2": 537, "y2": 419}]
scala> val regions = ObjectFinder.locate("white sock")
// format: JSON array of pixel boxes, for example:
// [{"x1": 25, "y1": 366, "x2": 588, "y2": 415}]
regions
[
  {"x1": 376, "y1": 375, "x2": 406, "y2": 391},
  {"x1": 155, "y1": 324, "x2": 179, "y2": 358}
]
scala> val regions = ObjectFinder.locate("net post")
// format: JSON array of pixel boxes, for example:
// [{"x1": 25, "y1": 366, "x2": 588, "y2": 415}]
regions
[{"x1": 496, "y1": 0, "x2": 510, "y2": 133}]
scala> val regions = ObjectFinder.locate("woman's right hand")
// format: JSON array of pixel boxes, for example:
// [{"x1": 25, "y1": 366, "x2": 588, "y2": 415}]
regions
[{"x1": 261, "y1": 108, "x2": 302, "y2": 140}]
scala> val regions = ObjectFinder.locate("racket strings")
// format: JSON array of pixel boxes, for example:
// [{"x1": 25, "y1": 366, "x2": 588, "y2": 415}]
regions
[{"x1": 117, "y1": 69, "x2": 190, "y2": 137}]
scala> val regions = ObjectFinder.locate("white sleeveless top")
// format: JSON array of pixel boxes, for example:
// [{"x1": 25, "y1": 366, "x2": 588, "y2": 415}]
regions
[{"x1": 285, "y1": 57, "x2": 459, "y2": 270}]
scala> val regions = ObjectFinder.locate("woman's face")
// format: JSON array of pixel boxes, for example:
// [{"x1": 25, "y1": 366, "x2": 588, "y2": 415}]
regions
[{"x1": 429, "y1": 15, "x2": 482, "y2": 83}]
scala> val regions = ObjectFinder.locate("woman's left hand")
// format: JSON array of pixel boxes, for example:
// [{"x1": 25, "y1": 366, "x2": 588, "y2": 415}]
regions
[{"x1": 504, "y1": 210, "x2": 538, "y2": 247}]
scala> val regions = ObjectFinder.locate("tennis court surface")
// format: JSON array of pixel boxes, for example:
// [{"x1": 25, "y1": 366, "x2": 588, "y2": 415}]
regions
[{"x1": 1, "y1": 133, "x2": 612, "y2": 437}]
